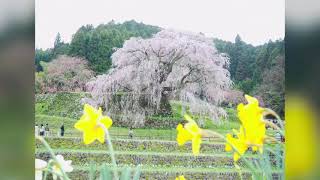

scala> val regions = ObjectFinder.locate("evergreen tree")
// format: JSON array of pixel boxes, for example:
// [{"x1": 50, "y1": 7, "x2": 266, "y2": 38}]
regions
[
  {"x1": 69, "y1": 20, "x2": 161, "y2": 74},
  {"x1": 54, "y1": 32, "x2": 62, "y2": 48},
  {"x1": 213, "y1": 37, "x2": 284, "y2": 115},
  {"x1": 52, "y1": 32, "x2": 70, "y2": 59},
  {"x1": 35, "y1": 48, "x2": 53, "y2": 71}
]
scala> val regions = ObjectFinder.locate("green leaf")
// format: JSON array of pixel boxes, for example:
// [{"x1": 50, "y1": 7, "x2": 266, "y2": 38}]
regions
[
  {"x1": 120, "y1": 167, "x2": 131, "y2": 180},
  {"x1": 88, "y1": 162, "x2": 96, "y2": 180},
  {"x1": 100, "y1": 164, "x2": 112, "y2": 180},
  {"x1": 133, "y1": 165, "x2": 141, "y2": 180}
]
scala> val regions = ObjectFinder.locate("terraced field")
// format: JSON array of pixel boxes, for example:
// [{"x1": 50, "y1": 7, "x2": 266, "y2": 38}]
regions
[{"x1": 35, "y1": 115, "x2": 283, "y2": 179}]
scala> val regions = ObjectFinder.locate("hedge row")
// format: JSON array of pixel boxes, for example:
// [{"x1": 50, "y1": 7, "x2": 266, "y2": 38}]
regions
[
  {"x1": 36, "y1": 137, "x2": 226, "y2": 153},
  {"x1": 116, "y1": 117, "x2": 184, "y2": 129},
  {"x1": 36, "y1": 150, "x2": 249, "y2": 168}
]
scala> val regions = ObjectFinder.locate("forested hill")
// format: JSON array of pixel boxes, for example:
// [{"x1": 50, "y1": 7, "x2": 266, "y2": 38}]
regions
[
  {"x1": 214, "y1": 36, "x2": 285, "y2": 116},
  {"x1": 35, "y1": 20, "x2": 161, "y2": 73}
]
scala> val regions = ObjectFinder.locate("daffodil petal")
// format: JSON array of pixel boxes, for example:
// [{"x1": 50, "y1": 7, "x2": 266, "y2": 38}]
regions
[
  {"x1": 83, "y1": 131, "x2": 96, "y2": 145},
  {"x1": 252, "y1": 146, "x2": 258, "y2": 152},
  {"x1": 259, "y1": 147, "x2": 263, "y2": 154},
  {"x1": 234, "y1": 152, "x2": 241, "y2": 162},
  {"x1": 225, "y1": 134, "x2": 233, "y2": 152},
  {"x1": 96, "y1": 127, "x2": 105, "y2": 143},
  {"x1": 237, "y1": 103, "x2": 244, "y2": 113},
  {"x1": 100, "y1": 116, "x2": 113, "y2": 129},
  {"x1": 74, "y1": 120, "x2": 87, "y2": 130},
  {"x1": 176, "y1": 125, "x2": 192, "y2": 146},
  {"x1": 192, "y1": 136, "x2": 201, "y2": 156},
  {"x1": 244, "y1": 94, "x2": 259, "y2": 105},
  {"x1": 84, "y1": 104, "x2": 97, "y2": 115},
  {"x1": 35, "y1": 170, "x2": 43, "y2": 180},
  {"x1": 225, "y1": 144, "x2": 232, "y2": 152},
  {"x1": 176, "y1": 118, "x2": 202, "y2": 156},
  {"x1": 185, "y1": 122, "x2": 201, "y2": 135}
]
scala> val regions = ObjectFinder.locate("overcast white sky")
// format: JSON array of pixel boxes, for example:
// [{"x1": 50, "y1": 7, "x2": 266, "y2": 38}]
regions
[{"x1": 36, "y1": 0, "x2": 284, "y2": 49}]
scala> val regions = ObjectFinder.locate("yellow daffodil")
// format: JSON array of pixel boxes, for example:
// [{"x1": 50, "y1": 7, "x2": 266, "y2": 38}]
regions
[
  {"x1": 176, "y1": 114, "x2": 202, "y2": 156},
  {"x1": 225, "y1": 127, "x2": 248, "y2": 162},
  {"x1": 176, "y1": 175, "x2": 186, "y2": 180},
  {"x1": 225, "y1": 95, "x2": 266, "y2": 161},
  {"x1": 237, "y1": 95, "x2": 265, "y2": 153},
  {"x1": 286, "y1": 94, "x2": 317, "y2": 178},
  {"x1": 74, "y1": 104, "x2": 113, "y2": 144}
]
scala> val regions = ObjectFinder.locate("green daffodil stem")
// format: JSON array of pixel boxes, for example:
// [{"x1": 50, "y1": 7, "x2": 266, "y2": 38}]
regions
[
  {"x1": 36, "y1": 136, "x2": 70, "y2": 180},
  {"x1": 201, "y1": 129, "x2": 225, "y2": 139},
  {"x1": 235, "y1": 163, "x2": 244, "y2": 180},
  {"x1": 202, "y1": 130, "x2": 256, "y2": 173},
  {"x1": 98, "y1": 123, "x2": 119, "y2": 180},
  {"x1": 265, "y1": 147, "x2": 284, "y2": 159},
  {"x1": 264, "y1": 136, "x2": 284, "y2": 147},
  {"x1": 263, "y1": 108, "x2": 285, "y2": 136},
  {"x1": 44, "y1": 166, "x2": 64, "y2": 180},
  {"x1": 263, "y1": 120, "x2": 284, "y2": 136}
]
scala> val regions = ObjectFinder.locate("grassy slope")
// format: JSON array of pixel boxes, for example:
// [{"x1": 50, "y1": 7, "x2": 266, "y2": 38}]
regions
[{"x1": 36, "y1": 92, "x2": 90, "y2": 119}]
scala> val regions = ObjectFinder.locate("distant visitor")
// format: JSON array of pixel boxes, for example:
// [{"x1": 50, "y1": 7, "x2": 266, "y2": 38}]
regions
[
  {"x1": 35, "y1": 123, "x2": 39, "y2": 136},
  {"x1": 45, "y1": 123, "x2": 50, "y2": 137},
  {"x1": 60, "y1": 123, "x2": 65, "y2": 137},
  {"x1": 39, "y1": 124, "x2": 45, "y2": 136},
  {"x1": 128, "y1": 127, "x2": 134, "y2": 139}
]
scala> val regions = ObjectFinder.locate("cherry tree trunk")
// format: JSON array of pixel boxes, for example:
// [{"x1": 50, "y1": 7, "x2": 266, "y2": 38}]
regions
[{"x1": 158, "y1": 92, "x2": 172, "y2": 116}]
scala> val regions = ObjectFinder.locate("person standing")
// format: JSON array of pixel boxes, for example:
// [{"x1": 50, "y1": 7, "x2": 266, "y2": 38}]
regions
[
  {"x1": 40, "y1": 124, "x2": 45, "y2": 136},
  {"x1": 128, "y1": 127, "x2": 134, "y2": 139},
  {"x1": 35, "y1": 124, "x2": 39, "y2": 136},
  {"x1": 45, "y1": 124, "x2": 50, "y2": 137},
  {"x1": 60, "y1": 123, "x2": 65, "y2": 137}
]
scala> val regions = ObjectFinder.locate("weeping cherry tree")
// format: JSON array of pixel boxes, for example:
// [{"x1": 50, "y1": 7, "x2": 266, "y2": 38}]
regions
[{"x1": 85, "y1": 30, "x2": 232, "y2": 127}]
